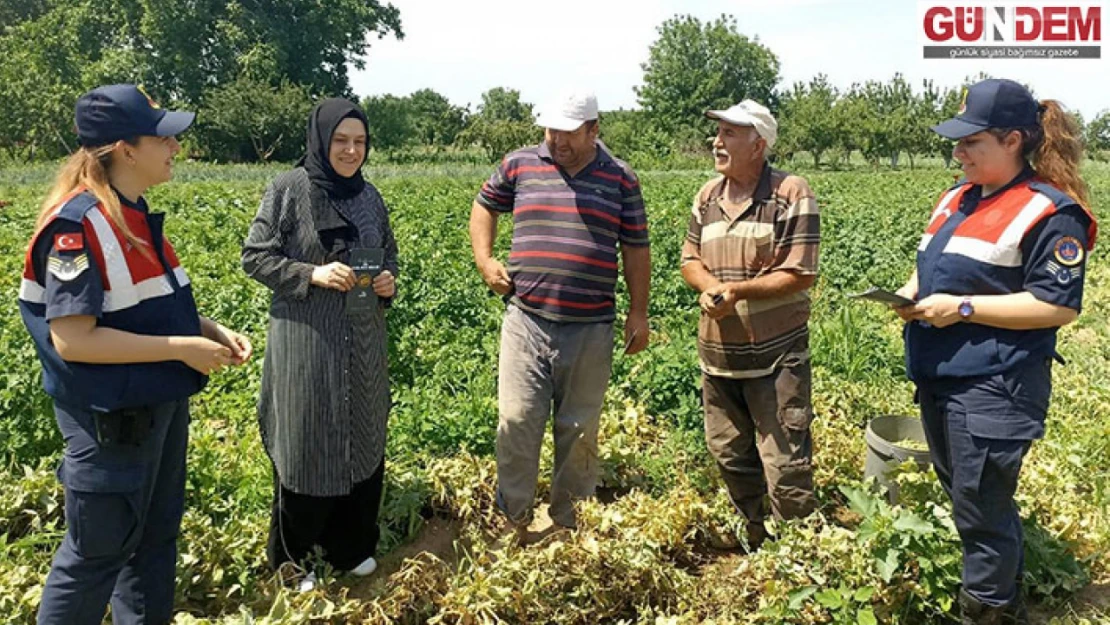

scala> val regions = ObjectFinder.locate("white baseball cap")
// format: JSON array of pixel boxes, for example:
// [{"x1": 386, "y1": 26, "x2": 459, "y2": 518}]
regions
[
  {"x1": 705, "y1": 99, "x2": 778, "y2": 149},
  {"x1": 536, "y1": 90, "x2": 599, "y2": 132}
]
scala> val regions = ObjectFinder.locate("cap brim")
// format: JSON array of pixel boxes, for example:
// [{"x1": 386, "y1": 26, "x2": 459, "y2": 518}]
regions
[
  {"x1": 154, "y1": 110, "x2": 195, "y2": 137},
  {"x1": 931, "y1": 117, "x2": 986, "y2": 140},
  {"x1": 536, "y1": 114, "x2": 587, "y2": 132},
  {"x1": 705, "y1": 110, "x2": 755, "y2": 126}
]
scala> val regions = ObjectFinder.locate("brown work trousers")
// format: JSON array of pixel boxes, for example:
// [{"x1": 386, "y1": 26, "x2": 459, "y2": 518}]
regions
[{"x1": 702, "y1": 354, "x2": 817, "y2": 525}]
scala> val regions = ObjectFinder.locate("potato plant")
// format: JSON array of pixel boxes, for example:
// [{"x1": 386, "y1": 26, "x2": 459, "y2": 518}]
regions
[{"x1": 0, "y1": 162, "x2": 1105, "y2": 624}]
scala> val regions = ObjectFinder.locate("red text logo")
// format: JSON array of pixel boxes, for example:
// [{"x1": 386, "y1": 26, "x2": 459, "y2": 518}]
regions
[{"x1": 923, "y1": 4, "x2": 1101, "y2": 43}]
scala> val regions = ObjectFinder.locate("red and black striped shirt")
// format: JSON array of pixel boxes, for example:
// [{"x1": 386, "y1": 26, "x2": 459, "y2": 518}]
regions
[{"x1": 476, "y1": 142, "x2": 649, "y2": 322}]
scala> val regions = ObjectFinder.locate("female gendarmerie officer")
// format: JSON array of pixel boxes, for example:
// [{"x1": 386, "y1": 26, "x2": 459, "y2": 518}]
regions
[
  {"x1": 894, "y1": 79, "x2": 1096, "y2": 624},
  {"x1": 18, "y1": 85, "x2": 252, "y2": 625}
]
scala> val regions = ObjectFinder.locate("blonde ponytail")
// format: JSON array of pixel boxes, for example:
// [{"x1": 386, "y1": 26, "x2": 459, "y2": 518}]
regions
[{"x1": 35, "y1": 142, "x2": 149, "y2": 253}]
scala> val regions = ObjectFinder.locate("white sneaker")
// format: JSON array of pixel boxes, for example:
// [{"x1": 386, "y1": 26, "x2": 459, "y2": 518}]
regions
[
  {"x1": 351, "y1": 556, "x2": 377, "y2": 577},
  {"x1": 297, "y1": 571, "x2": 317, "y2": 593}
]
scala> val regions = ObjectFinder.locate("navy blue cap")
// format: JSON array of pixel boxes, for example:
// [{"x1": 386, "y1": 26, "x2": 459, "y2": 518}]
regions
[
  {"x1": 932, "y1": 79, "x2": 1039, "y2": 140},
  {"x1": 75, "y1": 84, "x2": 195, "y2": 147}
]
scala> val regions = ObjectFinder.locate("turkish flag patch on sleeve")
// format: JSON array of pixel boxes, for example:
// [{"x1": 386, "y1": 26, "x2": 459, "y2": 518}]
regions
[{"x1": 54, "y1": 233, "x2": 84, "y2": 251}]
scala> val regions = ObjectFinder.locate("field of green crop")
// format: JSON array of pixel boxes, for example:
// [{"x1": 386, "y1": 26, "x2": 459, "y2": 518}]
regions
[{"x1": 0, "y1": 162, "x2": 1107, "y2": 624}]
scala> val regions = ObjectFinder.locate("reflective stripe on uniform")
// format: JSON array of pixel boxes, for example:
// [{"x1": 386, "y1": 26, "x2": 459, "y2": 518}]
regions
[
  {"x1": 84, "y1": 210, "x2": 191, "y2": 313},
  {"x1": 942, "y1": 194, "x2": 1053, "y2": 268}
]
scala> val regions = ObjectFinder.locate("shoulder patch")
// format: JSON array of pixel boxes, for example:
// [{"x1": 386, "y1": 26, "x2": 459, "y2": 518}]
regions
[
  {"x1": 1045, "y1": 259, "x2": 1082, "y2": 285},
  {"x1": 47, "y1": 252, "x2": 90, "y2": 282},
  {"x1": 1053, "y1": 236, "x2": 1084, "y2": 266},
  {"x1": 54, "y1": 233, "x2": 84, "y2": 252}
]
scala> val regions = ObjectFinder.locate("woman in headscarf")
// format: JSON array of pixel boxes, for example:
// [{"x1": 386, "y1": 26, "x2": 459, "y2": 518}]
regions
[{"x1": 242, "y1": 98, "x2": 398, "y2": 591}]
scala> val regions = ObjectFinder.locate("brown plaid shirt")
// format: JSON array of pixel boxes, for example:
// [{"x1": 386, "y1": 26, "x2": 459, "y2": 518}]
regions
[{"x1": 681, "y1": 163, "x2": 820, "y2": 378}]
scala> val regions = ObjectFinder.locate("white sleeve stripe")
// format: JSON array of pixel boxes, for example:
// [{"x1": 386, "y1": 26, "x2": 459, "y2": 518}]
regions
[{"x1": 18, "y1": 278, "x2": 45, "y2": 304}]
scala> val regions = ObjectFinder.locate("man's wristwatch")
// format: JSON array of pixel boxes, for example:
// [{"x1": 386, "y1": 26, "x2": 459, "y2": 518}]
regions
[{"x1": 958, "y1": 296, "x2": 975, "y2": 321}]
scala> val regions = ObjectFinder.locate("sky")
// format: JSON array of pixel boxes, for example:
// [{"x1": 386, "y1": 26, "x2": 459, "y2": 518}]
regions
[{"x1": 349, "y1": 0, "x2": 1109, "y2": 120}]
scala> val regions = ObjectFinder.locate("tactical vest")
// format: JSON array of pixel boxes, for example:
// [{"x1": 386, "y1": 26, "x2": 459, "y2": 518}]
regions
[
  {"x1": 905, "y1": 176, "x2": 1097, "y2": 381},
  {"x1": 18, "y1": 191, "x2": 206, "y2": 412}
]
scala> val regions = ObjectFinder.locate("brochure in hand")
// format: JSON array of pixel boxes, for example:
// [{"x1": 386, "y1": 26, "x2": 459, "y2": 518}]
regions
[
  {"x1": 848, "y1": 286, "x2": 915, "y2": 308},
  {"x1": 346, "y1": 247, "x2": 385, "y2": 314}
]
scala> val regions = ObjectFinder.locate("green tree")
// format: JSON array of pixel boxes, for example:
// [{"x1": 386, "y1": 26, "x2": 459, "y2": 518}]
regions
[
  {"x1": 0, "y1": 1, "x2": 136, "y2": 158},
  {"x1": 0, "y1": 0, "x2": 403, "y2": 158},
  {"x1": 1087, "y1": 110, "x2": 1110, "y2": 160},
  {"x1": 457, "y1": 87, "x2": 539, "y2": 161},
  {"x1": 599, "y1": 109, "x2": 674, "y2": 167},
  {"x1": 408, "y1": 88, "x2": 467, "y2": 146},
  {"x1": 915, "y1": 80, "x2": 956, "y2": 168},
  {"x1": 636, "y1": 14, "x2": 779, "y2": 145},
  {"x1": 473, "y1": 87, "x2": 533, "y2": 123},
  {"x1": 137, "y1": 0, "x2": 403, "y2": 103},
  {"x1": 362, "y1": 94, "x2": 417, "y2": 151},
  {"x1": 835, "y1": 87, "x2": 869, "y2": 162},
  {"x1": 0, "y1": 0, "x2": 49, "y2": 28},
  {"x1": 194, "y1": 76, "x2": 313, "y2": 162},
  {"x1": 842, "y1": 76, "x2": 916, "y2": 168},
  {"x1": 882, "y1": 74, "x2": 919, "y2": 168},
  {"x1": 903, "y1": 80, "x2": 942, "y2": 169},
  {"x1": 777, "y1": 75, "x2": 842, "y2": 167}
]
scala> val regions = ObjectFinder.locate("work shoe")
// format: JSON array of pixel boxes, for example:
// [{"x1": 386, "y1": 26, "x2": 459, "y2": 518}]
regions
[
  {"x1": 746, "y1": 521, "x2": 772, "y2": 552},
  {"x1": 959, "y1": 589, "x2": 1005, "y2": 625},
  {"x1": 1003, "y1": 588, "x2": 1030, "y2": 625},
  {"x1": 297, "y1": 571, "x2": 318, "y2": 594}
]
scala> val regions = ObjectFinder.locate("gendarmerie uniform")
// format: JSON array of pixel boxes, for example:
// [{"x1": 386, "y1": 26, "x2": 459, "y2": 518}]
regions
[
  {"x1": 20, "y1": 190, "x2": 205, "y2": 625},
  {"x1": 905, "y1": 78, "x2": 1099, "y2": 623},
  {"x1": 21, "y1": 82, "x2": 202, "y2": 625},
  {"x1": 907, "y1": 168, "x2": 1096, "y2": 610}
]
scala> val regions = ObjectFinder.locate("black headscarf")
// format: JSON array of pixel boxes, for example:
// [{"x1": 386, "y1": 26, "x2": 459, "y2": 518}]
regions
[{"x1": 298, "y1": 98, "x2": 369, "y2": 199}]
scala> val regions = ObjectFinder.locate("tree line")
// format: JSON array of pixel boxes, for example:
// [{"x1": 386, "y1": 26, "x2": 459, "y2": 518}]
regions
[
  {"x1": 2, "y1": 5, "x2": 1108, "y2": 165},
  {"x1": 0, "y1": 0, "x2": 401, "y2": 162}
]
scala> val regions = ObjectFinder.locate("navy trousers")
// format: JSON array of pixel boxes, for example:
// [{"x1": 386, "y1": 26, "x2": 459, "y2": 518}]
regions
[
  {"x1": 917, "y1": 360, "x2": 1050, "y2": 607},
  {"x1": 37, "y1": 399, "x2": 189, "y2": 625}
]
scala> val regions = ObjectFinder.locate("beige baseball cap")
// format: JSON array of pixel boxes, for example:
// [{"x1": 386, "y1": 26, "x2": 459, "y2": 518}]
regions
[
  {"x1": 536, "y1": 90, "x2": 599, "y2": 132},
  {"x1": 705, "y1": 99, "x2": 777, "y2": 149}
]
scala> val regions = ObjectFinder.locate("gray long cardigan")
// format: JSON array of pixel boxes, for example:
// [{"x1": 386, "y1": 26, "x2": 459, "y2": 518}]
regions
[{"x1": 242, "y1": 168, "x2": 398, "y2": 496}]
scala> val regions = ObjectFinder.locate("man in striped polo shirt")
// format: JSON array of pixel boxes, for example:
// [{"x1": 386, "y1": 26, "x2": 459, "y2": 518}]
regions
[
  {"x1": 680, "y1": 100, "x2": 819, "y2": 548},
  {"x1": 469, "y1": 90, "x2": 651, "y2": 532}
]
